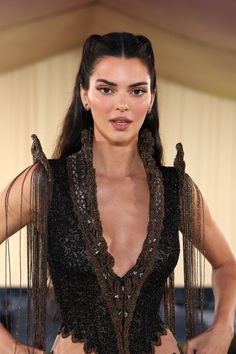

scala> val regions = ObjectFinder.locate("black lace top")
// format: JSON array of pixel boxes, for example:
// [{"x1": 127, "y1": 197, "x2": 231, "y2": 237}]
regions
[{"x1": 47, "y1": 129, "x2": 181, "y2": 354}]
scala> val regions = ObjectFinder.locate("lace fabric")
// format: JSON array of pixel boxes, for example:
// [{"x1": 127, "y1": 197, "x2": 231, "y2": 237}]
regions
[
  {"x1": 66, "y1": 127, "x2": 166, "y2": 353},
  {"x1": 1, "y1": 128, "x2": 205, "y2": 353}
]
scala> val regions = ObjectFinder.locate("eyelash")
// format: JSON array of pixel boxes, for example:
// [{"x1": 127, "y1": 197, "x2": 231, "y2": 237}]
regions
[{"x1": 96, "y1": 87, "x2": 147, "y2": 96}]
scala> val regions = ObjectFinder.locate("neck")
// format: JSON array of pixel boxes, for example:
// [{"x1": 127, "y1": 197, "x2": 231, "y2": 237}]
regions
[{"x1": 92, "y1": 137, "x2": 144, "y2": 178}]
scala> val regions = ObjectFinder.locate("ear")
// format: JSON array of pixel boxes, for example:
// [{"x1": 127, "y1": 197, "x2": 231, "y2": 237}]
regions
[
  {"x1": 80, "y1": 84, "x2": 89, "y2": 108},
  {"x1": 147, "y1": 89, "x2": 156, "y2": 114},
  {"x1": 149, "y1": 89, "x2": 156, "y2": 110}
]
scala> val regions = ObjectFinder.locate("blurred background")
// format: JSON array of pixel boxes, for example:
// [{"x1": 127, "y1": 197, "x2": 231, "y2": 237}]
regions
[{"x1": 0, "y1": 0, "x2": 235, "y2": 351}]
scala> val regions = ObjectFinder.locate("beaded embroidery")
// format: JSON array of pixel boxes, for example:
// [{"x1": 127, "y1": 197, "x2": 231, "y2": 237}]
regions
[
  {"x1": 67, "y1": 128, "x2": 165, "y2": 353},
  {"x1": 2, "y1": 129, "x2": 205, "y2": 354}
]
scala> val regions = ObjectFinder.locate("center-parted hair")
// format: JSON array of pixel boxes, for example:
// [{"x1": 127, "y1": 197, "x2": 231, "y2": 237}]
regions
[{"x1": 53, "y1": 32, "x2": 163, "y2": 165}]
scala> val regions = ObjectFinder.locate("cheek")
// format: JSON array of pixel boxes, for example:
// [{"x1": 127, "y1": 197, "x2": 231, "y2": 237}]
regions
[
  {"x1": 89, "y1": 93, "x2": 113, "y2": 114},
  {"x1": 132, "y1": 99, "x2": 150, "y2": 117}
]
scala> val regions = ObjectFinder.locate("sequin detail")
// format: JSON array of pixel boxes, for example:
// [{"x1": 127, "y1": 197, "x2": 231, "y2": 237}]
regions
[
  {"x1": 66, "y1": 128, "x2": 165, "y2": 353},
  {"x1": 47, "y1": 128, "x2": 181, "y2": 353}
]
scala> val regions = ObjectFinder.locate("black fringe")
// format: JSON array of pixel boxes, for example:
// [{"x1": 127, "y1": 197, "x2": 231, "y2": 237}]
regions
[
  {"x1": 174, "y1": 143, "x2": 205, "y2": 339},
  {"x1": 26, "y1": 135, "x2": 53, "y2": 350}
]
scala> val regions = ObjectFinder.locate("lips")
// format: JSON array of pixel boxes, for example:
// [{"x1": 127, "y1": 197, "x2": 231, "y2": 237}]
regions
[
  {"x1": 110, "y1": 117, "x2": 132, "y2": 123},
  {"x1": 109, "y1": 117, "x2": 132, "y2": 130}
]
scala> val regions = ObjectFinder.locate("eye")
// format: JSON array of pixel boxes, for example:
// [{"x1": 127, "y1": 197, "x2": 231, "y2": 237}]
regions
[
  {"x1": 97, "y1": 87, "x2": 113, "y2": 95},
  {"x1": 131, "y1": 88, "x2": 147, "y2": 96}
]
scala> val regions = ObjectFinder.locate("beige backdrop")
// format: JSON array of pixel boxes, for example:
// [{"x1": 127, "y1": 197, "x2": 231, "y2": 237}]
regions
[{"x1": 0, "y1": 47, "x2": 235, "y2": 286}]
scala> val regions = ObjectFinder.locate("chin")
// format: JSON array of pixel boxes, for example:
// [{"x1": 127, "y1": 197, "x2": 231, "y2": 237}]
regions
[
  {"x1": 94, "y1": 125, "x2": 139, "y2": 146},
  {"x1": 108, "y1": 132, "x2": 138, "y2": 146}
]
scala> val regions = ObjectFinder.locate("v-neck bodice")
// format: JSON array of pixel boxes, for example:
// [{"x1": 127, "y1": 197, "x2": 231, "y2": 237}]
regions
[
  {"x1": 70, "y1": 128, "x2": 164, "y2": 283},
  {"x1": 47, "y1": 128, "x2": 181, "y2": 354},
  {"x1": 91, "y1": 169, "x2": 151, "y2": 281}
]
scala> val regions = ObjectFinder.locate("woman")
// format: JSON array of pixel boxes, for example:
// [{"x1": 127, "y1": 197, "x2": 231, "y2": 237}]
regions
[{"x1": 0, "y1": 32, "x2": 235, "y2": 354}]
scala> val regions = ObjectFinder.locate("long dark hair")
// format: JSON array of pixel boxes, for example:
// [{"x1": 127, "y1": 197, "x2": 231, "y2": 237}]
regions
[{"x1": 53, "y1": 32, "x2": 163, "y2": 165}]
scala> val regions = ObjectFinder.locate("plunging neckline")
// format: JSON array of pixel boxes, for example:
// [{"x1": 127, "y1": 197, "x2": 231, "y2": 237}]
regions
[
  {"x1": 67, "y1": 127, "x2": 165, "y2": 348},
  {"x1": 67, "y1": 127, "x2": 165, "y2": 283},
  {"x1": 92, "y1": 164, "x2": 152, "y2": 281}
]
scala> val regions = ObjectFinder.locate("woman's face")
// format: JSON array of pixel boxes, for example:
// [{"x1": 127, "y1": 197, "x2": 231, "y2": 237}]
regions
[{"x1": 80, "y1": 56, "x2": 155, "y2": 145}]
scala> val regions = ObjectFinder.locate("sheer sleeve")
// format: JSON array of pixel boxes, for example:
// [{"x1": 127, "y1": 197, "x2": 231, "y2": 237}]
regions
[{"x1": 174, "y1": 143, "x2": 205, "y2": 339}]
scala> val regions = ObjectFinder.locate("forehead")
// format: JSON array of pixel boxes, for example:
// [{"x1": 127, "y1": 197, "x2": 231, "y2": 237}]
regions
[{"x1": 90, "y1": 56, "x2": 150, "y2": 83}]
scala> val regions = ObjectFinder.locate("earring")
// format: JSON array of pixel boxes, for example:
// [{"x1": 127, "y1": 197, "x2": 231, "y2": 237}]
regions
[
  {"x1": 147, "y1": 106, "x2": 152, "y2": 114},
  {"x1": 84, "y1": 103, "x2": 90, "y2": 111}
]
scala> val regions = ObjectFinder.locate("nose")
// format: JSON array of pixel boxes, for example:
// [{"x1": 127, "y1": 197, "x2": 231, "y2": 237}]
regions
[
  {"x1": 115, "y1": 94, "x2": 129, "y2": 112},
  {"x1": 116, "y1": 103, "x2": 129, "y2": 112}
]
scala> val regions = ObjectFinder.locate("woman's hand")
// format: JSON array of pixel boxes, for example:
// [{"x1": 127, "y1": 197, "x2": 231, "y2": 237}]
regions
[
  {"x1": 184, "y1": 324, "x2": 234, "y2": 354},
  {"x1": 0, "y1": 324, "x2": 44, "y2": 354}
]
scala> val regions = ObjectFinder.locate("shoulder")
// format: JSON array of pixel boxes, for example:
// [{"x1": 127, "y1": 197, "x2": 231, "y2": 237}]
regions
[
  {"x1": 47, "y1": 158, "x2": 69, "y2": 189},
  {"x1": 48, "y1": 157, "x2": 67, "y2": 173},
  {"x1": 160, "y1": 165, "x2": 178, "y2": 177},
  {"x1": 158, "y1": 166, "x2": 180, "y2": 209},
  {"x1": 160, "y1": 165, "x2": 180, "y2": 188}
]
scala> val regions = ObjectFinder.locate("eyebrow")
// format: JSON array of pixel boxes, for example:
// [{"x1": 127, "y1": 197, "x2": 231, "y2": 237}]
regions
[{"x1": 95, "y1": 79, "x2": 148, "y2": 88}]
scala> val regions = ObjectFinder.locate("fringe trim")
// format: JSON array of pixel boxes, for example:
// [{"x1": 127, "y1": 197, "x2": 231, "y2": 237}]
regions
[
  {"x1": 26, "y1": 134, "x2": 54, "y2": 350},
  {"x1": 174, "y1": 142, "x2": 205, "y2": 339}
]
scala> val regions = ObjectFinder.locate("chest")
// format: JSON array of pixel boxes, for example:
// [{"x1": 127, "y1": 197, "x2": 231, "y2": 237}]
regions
[
  {"x1": 96, "y1": 175, "x2": 150, "y2": 277},
  {"x1": 49, "y1": 160, "x2": 180, "y2": 281}
]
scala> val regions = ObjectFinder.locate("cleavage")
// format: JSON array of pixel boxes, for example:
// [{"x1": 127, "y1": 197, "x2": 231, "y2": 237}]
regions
[{"x1": 96, "y1": 175, "x2": 150, "y2": 278}]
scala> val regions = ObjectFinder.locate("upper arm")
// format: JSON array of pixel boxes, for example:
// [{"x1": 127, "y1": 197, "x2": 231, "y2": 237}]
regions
[
  {"x1": 0, "y1": 164, "x2": 37, "y2": 244},
  {"x1": 180, "y1": 173, "x2": 235, "y2": 269},
  {"x1": 202, "y1": 196, "x2": 235, "y2": 269}
]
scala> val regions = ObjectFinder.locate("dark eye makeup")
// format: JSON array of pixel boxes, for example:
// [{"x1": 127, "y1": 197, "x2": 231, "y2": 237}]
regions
[{"x1": 96, "y1": 86, "x2": 147, "y2": 96}]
